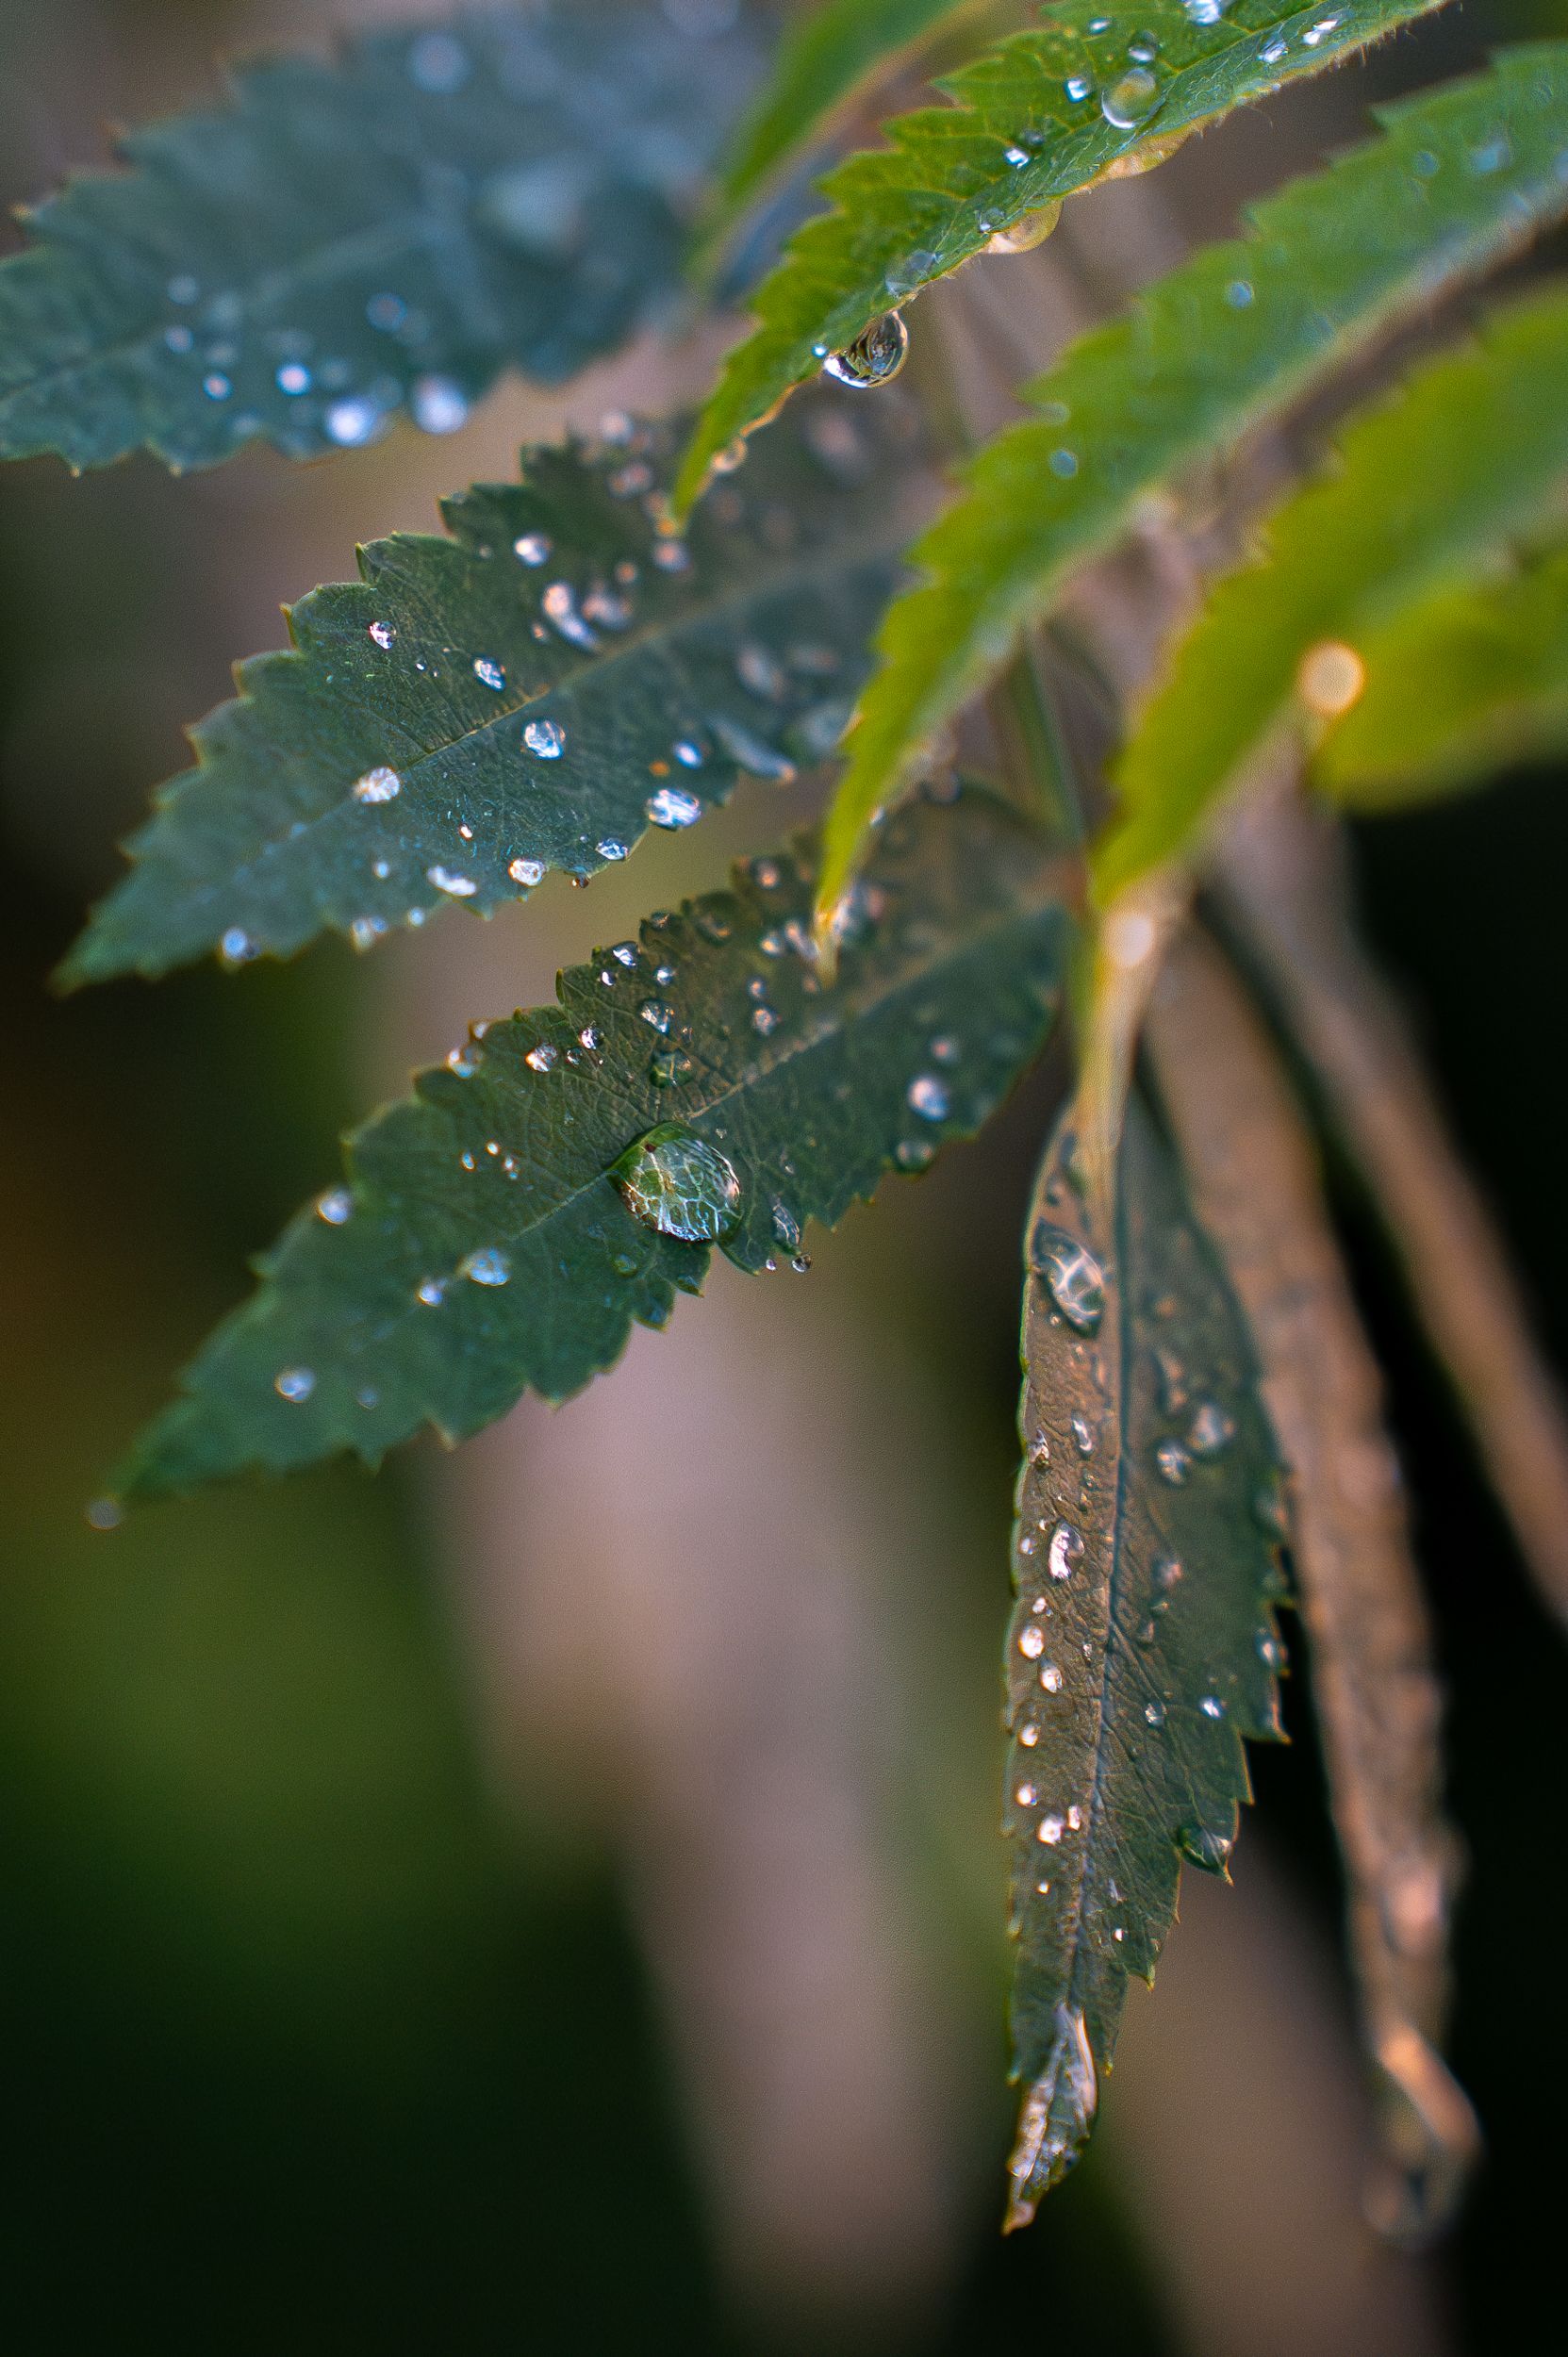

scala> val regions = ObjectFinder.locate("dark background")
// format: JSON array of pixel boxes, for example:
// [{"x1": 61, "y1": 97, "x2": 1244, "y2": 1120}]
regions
[{"x1": 0, "y1": 2, "x2": 1560, "y2": 2349}]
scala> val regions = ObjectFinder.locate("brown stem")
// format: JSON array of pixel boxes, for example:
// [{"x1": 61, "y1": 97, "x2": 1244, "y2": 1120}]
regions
[
  {"x1": 1215, "y1": 782, "x2": 1568, "y2": 1634},
  {"x1": 1147, "y1": 924, "x2": 1479, "y2": 2246}
]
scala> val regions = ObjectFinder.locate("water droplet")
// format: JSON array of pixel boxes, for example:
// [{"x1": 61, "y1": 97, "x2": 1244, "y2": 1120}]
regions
[
  {"x1": 1301, "y1": 14, "x2": 1343, "y2": 47},
  {"x1": 86, "y1": 1497, "x2": 123, "y2": 1532},
  {"x1": 612, "y1": 942, "x2": 639, "y2": 967},
  {"x1": 1100, "y1": 67, "x2": 1162, "y2": 130},
  {"x1": 1048, "y1": 447, "x2": 1079, "y2": 479},
  {"x1": 472, "y1": 656, "x2": 505, "y2": 692},
  {"x1": 427, "y1": 865, "x2": 477, "y2": 897},
  {"x1": 1037, "y1": 1814, "x2": 1065, "y2": 1845},
  {"x1": 220, "y1": 927, "x2": 257, "y2": 966},
  {"x1": 1155, "y1": 1556, "x2": 1183, "y2": 1591},
  {"x1": 1018, "y1": 1624, "x2": 1046, "y2": 1661},
  {"x1": 411, "y1": 373, "x2": 469, "y2": 435},
  {"x1": 1199, "y1": 1694, "x2": 1226, "y2": 1720},
  {"x1": 515, "y1": 532, "x2": 552, "y2": 566},
  {"x1": 508, "y1": 857, "x2": 545, "y2": 888},
  {"x1": 1030, "y1": 1225, "x2": 1106, "y2": 1333},
  {"x1": 651, "y1": 1047, "x2": 694, "y2": 1086},
  {"x1": 646, "y1": 783, "x2": 702, "y2": 830},
  {"x1": 1048, "y1": 1523, "x2": 1084, "y2": 1582},
  {"x1": 652, "y1": 537, "x2": 692, "y2": 573},
  {"x1": 985, "y1": 201, "x2": 1063, "y2": 255},
  {"x1": 614, "y1": 1125, "x2": 743, "y2": 1244},
  {"x1": 1040, "y1": 1662, "x2": 1065, "y2": 1693},
  {"x1": 203, "y1": 372, "x2": 232, "y2": 404},
  {"x1": 354, "y1": 765, "x2": 401, "y2": 803},
  {"x1": 1071, "y1": 1414, "x2": 1095, "y2": 1457},
  {"x1": 274, "y1": 1366, "x2": 316, "y2": 1402},
  {"x1": 542, "y1": 582, "x2": 598, "y2": 649},
  {"x1": 1155, "y1": 1439, "x2": 1191, "y2": 1485},
  {"x1": 638, "y1": 998, "x2": 673, "y2": 1034},
  {"x1": 164, "y1": 324, "x2": 194, "y2": 353},
  {"x1": 316, "y1": 1187, "x2": 353, "y2": 1226},
  {"x1": 276, "y1": 362, "x2": 310, "y2": 396},
  {"x1": 460, "y1": 1246, "x2": 511, "y2": 1287},
  {"x1": 752, "y1": 1005, "x2": 780, "y2": 1036},
  {"x1": 1261, "y1": 36, "x2": 1287, "y2": 63},
  {"x1": 524, "y1": 1043, "x2": 558, "y2": 1074},
  {"x1": 597, "y1": 839, "x2": 628, "y2": 863},
  {"x1": 1298, "y1": 639, "x2": 1365, "y2": 716},
  {"x1": 1188, "y1": 1399, "x2": 1236, "y2": 1457},
  {"x1": 1065, "y1": 74, "x2": 1094, "y2": 102},
  {"x1": 1015, "y1": 1782, "x2": 1039, "y2": 1808},
  {"x1": 1178, "y1": 1823, "x2": 1232, "y2": 1871},
  {"x1": 416, "y1": 1277, "x2": 447, "y2": 1308},
  {"x1": 1019, "y1": 1722, "x2": 1040, "y2": 1747},
  {"x1": 821, "y1": 311, "x2": 909, "y2": 389},
  {"x1": 1003, "y1": 145, "x2": 1030, "y2": 168},
  {"x1": 326, "y1": 395, "x2": 383, "y2": 447},
  {"x1": 1183, "y1": 0, "x2": 1230, "y2": 19},
  {"x1": 1145, "y1": 1700, "x2": 1165, "y2": 1727},
  {"x1": 907, "y1": 1074, "x2": 950, "y2": 1122},
  {"x1": 896, "y1": 1138, "x2": 935, "y2": 1171}
]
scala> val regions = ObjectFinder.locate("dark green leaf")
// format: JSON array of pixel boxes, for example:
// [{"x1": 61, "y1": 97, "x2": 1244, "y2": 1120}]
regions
[
  {"x1": 1097, "y1": 283, "x2": 1568, "y2": 897},
  {"x1": 1004, "y1": 1092, "x2": 1283, "y2": 2223},
  {"x1": 714, "y1": 0, "x2": 983, "y2": 228},
  {"x1": 0, "y1": 1, "x2": 767, "y2": 474},
  {"x1": 820, "y1": 43, "x2": 1568, "y2": 929},
  {"x1": 674, "y1": 0, "x2": 1451, "y2": 514},
  {"x1": 61, "y1": 387, "x2": 922, "y2": 986},
  {"x1": 115, "y1": 788, "x2": 1071, "y2": 1501},
  {"x1": 1317, "y1": 539, "x2": 1568, "y2": 809}
]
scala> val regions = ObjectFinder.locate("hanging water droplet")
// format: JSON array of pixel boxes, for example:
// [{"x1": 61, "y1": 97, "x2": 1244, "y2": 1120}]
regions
[
  {"x1": 1048, "y1": 1523, "x2": 1084, "y2": 1582},
  {"x1": 1030, "y1": 1225, "x2": 1106, "y2": 1334},
  {"x1": 646, "y1": 783, "x2": 703, "y2": 830},
  {"x1": 316, "y1": 1187, "x2": 353, "y2": 1226},
  {"x1": 985, "y1": 201, "x2": 1063, "y2": 255},
  {"x1": 460, "y1": 1246, "x2": 511, "y2": 1287},
  {"x1": 274, "y1": 1366, "x2": 316, "y2": 1402},
  {"x1": 613, "y1": 1125, "x2": 743, "y2": 1244},
  {"x1": 220, "y1": 927, "x2": 257, "y2": 966},
  {"x1": 907, "y1": 1074, "x2": 950, "y2": 1122},
  {"x1": 1100, "y1": 67, "x2": 1162, "y2": 130},
  {"x1": 821, "y1": 311, "x2": 909, "y2": 389},
  {"x1": 1178, "y1": 1823, "x2": 1231, "y2": 1871},
  {"x1": 354, "y1": 765, "x2": 401, "y2": 802}
]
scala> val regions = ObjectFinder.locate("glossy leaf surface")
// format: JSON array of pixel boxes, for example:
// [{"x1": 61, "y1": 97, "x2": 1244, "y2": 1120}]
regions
[
  {"x1": 64, "y1": 388, "x2": 922, "y2": 985},
  {"x1": 118, "y1": 790, "x2": 1071, "y2": 1500},
  {"x1": 1004, "y1": 1093, "x2": 1283, "y2": 2221}
]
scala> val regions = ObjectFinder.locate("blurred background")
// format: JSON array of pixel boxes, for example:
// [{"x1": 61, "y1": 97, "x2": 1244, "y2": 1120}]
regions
[{"x1": 1, "y1": 1, "x2": 1563, "y2": 2349}]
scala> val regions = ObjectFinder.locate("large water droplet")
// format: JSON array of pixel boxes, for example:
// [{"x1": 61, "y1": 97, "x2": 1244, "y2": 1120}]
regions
[
  {"x1": 821, "y1": 311, "x2": 909, "y2": 389},
  {"x1": 1100, "y1": 66, "x2": 1162, "y2": 130},
  {"x1": 1048, "y1": 1523, "x2": 1083, "y2": 1582},
  {"x1": 646, "y1": 783, "x2": 702, "y2": 831},
  {"x1": 1030, "y1": 1224, "x2": 1106, "y2": 1333},
  {"x1": 614, "y1": 1126, "x2": 743, "y2": 1244}
]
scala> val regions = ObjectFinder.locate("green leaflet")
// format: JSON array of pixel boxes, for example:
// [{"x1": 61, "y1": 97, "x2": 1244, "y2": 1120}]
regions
[
  {"x1": 0, "y1": 1, "x2": 768, "y2": 474},
  {"x1": 1097, "y1": 285, "x2": 1568, "y2": 898},
  {"x1": 819, "y1": 43, "x2": 1568, "y2": 931},
  {"x1": 674, "y1": 0, "x2": 1452, "y2": 515},
  {"x1": 115, "y1": 790, "x2": 1071, "y2": 1501},
  {"x1": 1005, "y1": 1093, "x2": 1284, "y2": 2223},
  {"x1": 1317, "y1": 541, "x2": 1568, "y2": 809},
  {"x1": 715, "y1": 0, "x2": 984, "y2": 226},
  {"x1": 61, "y1": 389, "x2": 922, "y2": 985}
]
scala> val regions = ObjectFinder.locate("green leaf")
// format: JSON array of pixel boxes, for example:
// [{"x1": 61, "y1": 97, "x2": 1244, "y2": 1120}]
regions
[
  {"x1": 1004, "y1": 1092, "x2": 1283, "y2": 2223},
  {"x1": 0, "y1": 1, "x2": 767, "y2": 474},
  {"x1": 818, "y1": 42, "x2": 1568, "y2": 930},
  {"x1": 674, "y1": 0, "x2": 1452, "y2": 515},
  {"x1": 61, "y1": 388, "x2": 921, "y2": 986},
  {"x1": 115, "y1": 789, "x2": 1071, "y2": 1502},
  {"x1": 1096, "y1": 283, "x2": 1568, "y2": 898},
  {"x1": 1317, "y1": 539, "x2": 1568, "y2": 809},
  {"x1": 714, "y1": 0, "x2": 983, "y2": 228}
]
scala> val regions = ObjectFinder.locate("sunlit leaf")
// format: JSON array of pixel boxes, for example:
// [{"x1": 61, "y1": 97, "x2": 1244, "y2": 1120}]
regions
[
  {"x1": 674, "y1": 0, "x2": 1453, "y2": 515},
  {"x1": 1004, "y1": 1091, "x2": 1283, "y2": 2223},
  {"x1": 1317, "y1": 540, "x2": 1568, "y2": 809},
  {"x1": 116, "y1": 789, "x2": 1071, "y2": 1500},
  {"x1": 1096, "y1": 284, "x2": 1568, "y2": 897},
  {"x1": 819, "y1": 43, "x2": 1568, "y2": 931},
  {"x1": 0, "y1": 0, "x2": 767, "y2": 474},
  {"x1": 62, "y1": 388, "x2": 922, "y2": 985}
]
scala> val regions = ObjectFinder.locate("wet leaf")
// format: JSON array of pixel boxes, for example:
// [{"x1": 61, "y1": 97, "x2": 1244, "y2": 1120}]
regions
[
  {"x1": 675, "y1": 0, "x2": 1453, "y2": 514},
  {"x1": 115, "y1": 789, "x2": 1072, "y2": 1500},
  {"x1": 0, "y1": 0, "x2": 768, "y2": 474},
  {"x1": 1004, "y1": 1091, "x2": 1283, "y2": 2222},
  {"x1": 1097, "y1": 282, "x2": 1568, "y2": 897},
  {"x1": 62, "y1": 387, "x2": 922, "y2": 985},
  {"x1": 1317, "y1": 539, "x2": 1568, "y2": 810},
  {"x1": 819, "y1": 43, "x2": 1568, "y2": 929}
]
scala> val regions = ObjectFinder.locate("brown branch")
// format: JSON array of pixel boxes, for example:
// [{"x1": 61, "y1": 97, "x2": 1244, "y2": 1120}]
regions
[
  {"x1": 1147, "y1": 925, "x2": 1479, "y2": 2245},
  {"x1": 1216, "y1": 781, "x2": 1568, "y2": 1634}
]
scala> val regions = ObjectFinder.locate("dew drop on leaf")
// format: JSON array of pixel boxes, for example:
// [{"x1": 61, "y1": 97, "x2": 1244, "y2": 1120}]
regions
[
  {"x1": 613, "y1": 1125, "x2": 743, "y2": 1244},
  {"x1": 354, "y1": 765, "x2": 401, "y2": 802},
  {"x1": 821, "y1": 311, "x2": 909, "y2": 389},
  {"x1": 646, "y1": 784, "x2": 702, "y2": 830},
  {"x1": 459, "y1": 1247, "x2": 511, "y2": 1287},
  {"x1": 1030, "y1": 1224, "x2": 1106, "y2": 1334},
  {"x1": 1100, "y1": 67, "x2": 1162, "y2": 130},
  {"x1": 985, "y1": 202, "x2": 1063, "y2": 255},
  {"x1": 274, "y1": 1366, "x2": 316, "y2": 1402}
]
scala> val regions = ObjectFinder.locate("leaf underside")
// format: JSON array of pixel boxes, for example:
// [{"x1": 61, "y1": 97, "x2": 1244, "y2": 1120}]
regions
[
  {"x1": 715, "y1": 0, "x2": 982, "y2": 226},
  {"x1": 1003, "y1": 1093, "x2": 1284, "y2": 2223},
  {"x1": 62, "y1": 386, "x2": 924, "y2": 986},
  {"x1": 675, "y1": 0, "x2": 1452, "y2": 513},
  {"x1": 1097, "y1": 280, "x2": 1568, "y2": 898},
  {"x1": 0, "y1": 0, "x2": 768, "y2": 474},
  {"x1": 1318, "y1": 538, "x2": 1568, "y2": 809},
  {"x1": 821, "y1": 42, "x2": 1568, "y2": 927},
  {"x1": 116, "y1": 788, "x2": 1072, "y2": 1502}
]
